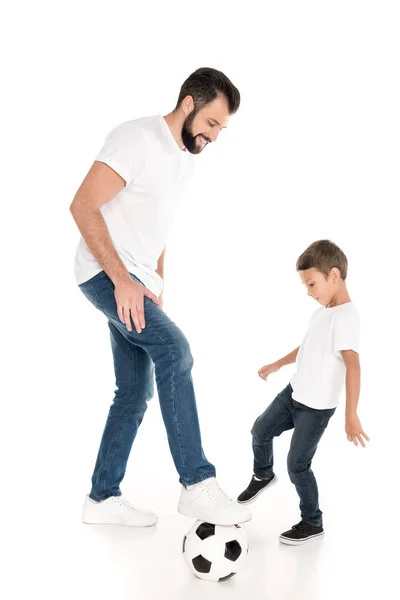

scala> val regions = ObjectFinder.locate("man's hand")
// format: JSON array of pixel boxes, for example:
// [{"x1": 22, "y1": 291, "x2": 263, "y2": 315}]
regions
[
  {"x1": 345, "y1": 413, "x2": 369, "y2": 447},
  {"x1": 114, "y1": 278, "x2": 160, "y2": 333},
  {"x1": 258, "y1": 363, "x2": 280, "y2": 381}
]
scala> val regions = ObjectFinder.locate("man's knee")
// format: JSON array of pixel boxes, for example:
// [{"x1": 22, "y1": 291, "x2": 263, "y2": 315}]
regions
[
  {"x1": 174, "y1": 334, "x2": 194, "y2": 372},
  {"x1": 154, "y1": 329, "x2": 194, "y2": 377}
]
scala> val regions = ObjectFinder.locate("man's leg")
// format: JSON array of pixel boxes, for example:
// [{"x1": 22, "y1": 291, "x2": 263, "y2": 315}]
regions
[
  {"x1": 81, "y1": 271, "x2": 215, "y2": 485},
  {"x1": 89, "y1": 321, "x2": 154, "y2": 500},
  {"x1": 80, "y1": 270, "x2": 250, "y2": 524},
  {"x1": 79, "y1": 276, "x2": 159, "y2": 525}
]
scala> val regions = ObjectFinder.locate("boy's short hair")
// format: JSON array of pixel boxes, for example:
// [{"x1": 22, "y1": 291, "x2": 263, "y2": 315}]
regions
[{"x1": 296, "y1": 240, "x2": 348, "y2": 280}]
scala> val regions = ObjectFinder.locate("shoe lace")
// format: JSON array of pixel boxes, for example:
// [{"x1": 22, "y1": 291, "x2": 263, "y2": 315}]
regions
[
  {"x1": 202, "y1": 480, "x2": 233, "y2": 506},
  {"x1": 250, "y1": 476, "x2": 263, "y2": 489},
  {"x1": 292, "y1": 521, "x2": 310, "y2": 532},
  {"x1": 113, "y1": 497, "x2": 140, "y2": 513}
]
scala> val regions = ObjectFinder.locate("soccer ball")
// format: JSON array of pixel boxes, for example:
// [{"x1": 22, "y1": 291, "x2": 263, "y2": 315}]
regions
[{"x1": 182, "y1": 520, "x2": 249, "y2": 582}]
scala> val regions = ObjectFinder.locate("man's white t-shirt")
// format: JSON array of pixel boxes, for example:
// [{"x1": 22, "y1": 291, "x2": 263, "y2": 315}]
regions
[
  {"x1": 74, "y1": 115, "x2": 195, "y2": 295},
  {"x1": 290, "y1": 302, "x2": 360, "y2": 409}
]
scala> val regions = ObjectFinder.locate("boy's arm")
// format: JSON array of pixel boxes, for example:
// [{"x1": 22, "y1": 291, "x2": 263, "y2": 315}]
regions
[
  {"x1": 342, "y1": 350, "x2": 369, "y2": 447},
  {"x1": 258, "y1": 347, "x2": 300, "y2": 380},
  {"x1": 275, "y1": 347, "x2": 300, "y2": 369}
]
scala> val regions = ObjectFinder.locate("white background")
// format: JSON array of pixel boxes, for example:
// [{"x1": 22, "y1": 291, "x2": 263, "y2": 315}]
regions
[{"x1": 2, "y1": 1, "x2": 399, "y2": 598}]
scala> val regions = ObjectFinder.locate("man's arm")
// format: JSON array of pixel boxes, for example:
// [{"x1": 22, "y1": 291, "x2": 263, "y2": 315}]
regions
[
  {"x1": 70, "y1": 161, "x2": 131, "y2": 285},
  {"x1": 156, "y1": 247, "x2": 166, "y2": 280},
  {"x1": 70, "y1": 161, "x2": 159, "y2": 332},
  {"x1": 155, "y1": 247, "x2": 166, "y2": 308}
]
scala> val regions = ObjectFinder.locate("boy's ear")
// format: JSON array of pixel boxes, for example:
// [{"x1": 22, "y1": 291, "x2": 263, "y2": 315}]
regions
[{"x1": 331, "y1": 267, "x2": 341, "y2": 283}]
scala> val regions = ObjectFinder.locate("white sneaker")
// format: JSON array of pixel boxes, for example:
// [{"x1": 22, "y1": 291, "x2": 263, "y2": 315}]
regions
[
  {"x1": 178, "y1": 478, "x2": 252, "y2": 525},
  {"x1": 82, "y1": 495, "x2": 158, "y2": 527}
]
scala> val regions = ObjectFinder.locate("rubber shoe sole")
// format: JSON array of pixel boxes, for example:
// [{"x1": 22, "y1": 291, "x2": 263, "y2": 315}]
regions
[
  {"x1": 279, "y1": 531, "x2": 324, "y2": 545},
  {"x1": 237, "y1": 475, "x2": 278, "y2": 505}
]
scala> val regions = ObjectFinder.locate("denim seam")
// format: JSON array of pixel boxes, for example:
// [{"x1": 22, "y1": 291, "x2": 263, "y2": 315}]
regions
[
  {"x1": 295, "y1": 469, "x2": 320, "y2": 525},
  {"x1": 98, "y1": 343, "x2": 138, "y2": 494},
  {"x1": 252, "y1": 413, "x2": 293, "y2": 443},
  {"x1": 87, "y1": 282, "x2": 104, "y2": 308},
  {"x1": 169, "y1": 340, "x2": 187, "y2": 475},
  {"x1": 288, "y1": 424, "x2": 323, "y2": 524},
  {"x1": 144, "y1": 320, "x2": 187, "y2": 478},
  {"x1": 252, "y1": 414, "x2": 292, "y2": 476}
]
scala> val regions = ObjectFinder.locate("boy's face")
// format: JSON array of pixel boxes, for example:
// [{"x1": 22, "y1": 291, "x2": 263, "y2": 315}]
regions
[{"x1": 299, "y1": 268, "x2": 340, "y2": 307}]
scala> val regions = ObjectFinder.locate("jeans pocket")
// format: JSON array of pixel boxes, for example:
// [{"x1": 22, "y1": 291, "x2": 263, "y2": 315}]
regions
[
  {"x1": 129, "y1": 273, "x2": 145, "y2": 286},
  {"x1": 79, "y1": 281, "x2": 103, "y2": 310}
]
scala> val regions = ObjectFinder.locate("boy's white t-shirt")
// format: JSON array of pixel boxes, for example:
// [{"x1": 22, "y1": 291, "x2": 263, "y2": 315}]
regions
[
  {"x1": 290, "y1": 302, "x2": 360, "y2": 409},
  {"x1": 74, "y1": 115, "x2": 195, "y2": 296}
]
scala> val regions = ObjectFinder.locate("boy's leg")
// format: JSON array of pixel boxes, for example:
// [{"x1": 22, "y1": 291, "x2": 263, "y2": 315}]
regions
[
  {"x1": 288, "y1": 400, "x2": 336, "y2": 526},
  {"x1": 251, "y1": 383, "x2": 294, "y2": 478},
  {"x1": 237, "y1": 384, "x2": 294, "y2": 504}
]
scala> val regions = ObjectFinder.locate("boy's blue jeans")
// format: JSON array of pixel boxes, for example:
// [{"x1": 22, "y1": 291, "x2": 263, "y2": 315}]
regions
[
  {"x1": 79, "y1": 270, "x2": 216, "y2": 501},
  {"x1": 251, "y1": 383, "x2": 336, "y2": 526}
]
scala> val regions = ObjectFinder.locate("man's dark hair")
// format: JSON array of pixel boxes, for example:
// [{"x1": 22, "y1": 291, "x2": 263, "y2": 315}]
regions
[{"x1": 175, "y1": 67, "x2": 240, "y2": 114}]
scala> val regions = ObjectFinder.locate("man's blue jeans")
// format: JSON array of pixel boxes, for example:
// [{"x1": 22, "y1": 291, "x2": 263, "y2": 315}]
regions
[
  {"x1": 251, "y1": 383, "x2": 336, "y2": 526},
  {"x1": 79, "y1": 270, "x2": 216, "y2": 501}
]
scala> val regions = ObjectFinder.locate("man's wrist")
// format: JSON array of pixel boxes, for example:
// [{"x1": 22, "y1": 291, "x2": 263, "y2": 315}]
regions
[{"x1": 111, "y1": 270, "x2": 132, "y2": 286}]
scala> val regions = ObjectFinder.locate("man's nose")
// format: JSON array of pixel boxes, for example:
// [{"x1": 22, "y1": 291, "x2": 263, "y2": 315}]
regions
[{"x1": 209, "y1": 129, "x2": 220, "y2": 142}]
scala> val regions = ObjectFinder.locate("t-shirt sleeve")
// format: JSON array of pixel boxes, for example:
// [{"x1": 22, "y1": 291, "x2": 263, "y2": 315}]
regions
[
  {"x1": 95, "y1": 121, "x2": 148, "y2": 185},
  {"x1": 332, "y1": 309, "x2": 361, "y2": 356}
]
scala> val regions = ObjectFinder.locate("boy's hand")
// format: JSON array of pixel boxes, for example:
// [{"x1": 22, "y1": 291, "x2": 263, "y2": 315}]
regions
[
  {"x1": 258, "y1": 363, "x2": 280, "y2": 381},
  {"x1": 345, "y1": 413, "x2": 369, "y2": 447}
]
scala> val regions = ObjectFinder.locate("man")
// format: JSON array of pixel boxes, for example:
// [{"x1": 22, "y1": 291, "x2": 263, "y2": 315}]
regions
[{"x1": 70, "y1": 67, "x2": 251, "y2": 527}]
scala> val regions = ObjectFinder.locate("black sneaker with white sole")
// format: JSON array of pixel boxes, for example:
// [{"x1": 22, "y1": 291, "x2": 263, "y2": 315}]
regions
[
  {"x1": 237, "y1": 473, "x2": 277, "y2": 504},
  {"x1": 279, "y1": 520, "x2": 324, "y2": 545}
]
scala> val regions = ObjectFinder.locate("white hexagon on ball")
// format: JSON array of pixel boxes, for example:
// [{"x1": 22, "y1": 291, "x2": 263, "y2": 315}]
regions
[{"x1": 182, "y1": 520, "x2": 249, "y2": 582}]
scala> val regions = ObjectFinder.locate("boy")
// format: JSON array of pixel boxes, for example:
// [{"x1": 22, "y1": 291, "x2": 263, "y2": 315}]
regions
[{"x1": 237, "y1": 240, "x2": 369, "y2": 544}]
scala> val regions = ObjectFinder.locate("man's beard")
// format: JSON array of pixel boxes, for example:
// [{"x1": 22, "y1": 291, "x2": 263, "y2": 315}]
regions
[{"x1": 181, "y1": 111, "x2": 211, "y2": 154}]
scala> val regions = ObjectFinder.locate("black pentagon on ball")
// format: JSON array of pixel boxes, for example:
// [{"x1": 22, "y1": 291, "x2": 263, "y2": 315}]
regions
[
  {"x1": 192, "y1": 554, "x2": 212, "y2": 573},
  {"x1": 182, "y1": 535, "x2": 187, "y2": 553},
  {"x1": 195, "y1": 522, "x2": 215, "y2": 540},
  {"x1": 224, "y1": 540, "x2": 242, "y2": 562}
]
